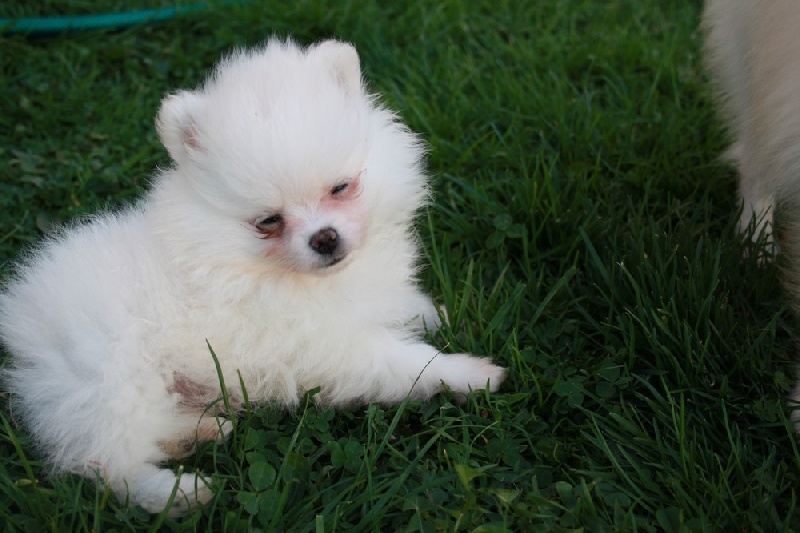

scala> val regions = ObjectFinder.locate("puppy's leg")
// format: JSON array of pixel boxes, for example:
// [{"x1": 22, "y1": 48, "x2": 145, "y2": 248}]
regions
[
  {"x1": 89, "y1": 371, "x2": 220, "y2": 516},
  {"x1": 84, "y1": 419, "x2": 215, "y2": 517},
  {"x1": 326, "y1": 334, "x2": 505, "y2": 404}
]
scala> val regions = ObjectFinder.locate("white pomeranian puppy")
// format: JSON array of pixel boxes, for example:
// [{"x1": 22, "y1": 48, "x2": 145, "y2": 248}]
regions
[{"x1": 0, "y1": 38, "x2": 505, "y2": 516}]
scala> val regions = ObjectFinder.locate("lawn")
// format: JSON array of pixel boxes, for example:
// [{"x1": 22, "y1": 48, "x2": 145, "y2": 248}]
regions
[{"x1": 1, "y1": 0, "x2": 798, "y2": 531}]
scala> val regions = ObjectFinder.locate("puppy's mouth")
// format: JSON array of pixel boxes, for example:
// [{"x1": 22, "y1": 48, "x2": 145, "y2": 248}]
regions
[{"x1": 319, "y1": 252, "x2": 348, "y2": 269}]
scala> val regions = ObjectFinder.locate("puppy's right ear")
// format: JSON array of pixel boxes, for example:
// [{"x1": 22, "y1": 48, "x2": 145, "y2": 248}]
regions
[{"x1": 156, "y1": 91, "x2": 205, "y2": 164}]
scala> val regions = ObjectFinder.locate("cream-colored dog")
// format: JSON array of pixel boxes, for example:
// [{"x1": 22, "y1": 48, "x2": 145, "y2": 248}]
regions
[
  {"x1": 704, "y1": 0, "x2": 800, "y2": 243},
  {"x1": 704, "y1": 0, "x2": 800, "y2": 419},
  {"x1": 0, "y1": 38, "x2": 505, "y2": 516}
]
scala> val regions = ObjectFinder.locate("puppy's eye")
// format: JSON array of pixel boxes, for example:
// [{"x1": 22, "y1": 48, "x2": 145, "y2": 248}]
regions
[
  {"x1": 254, "y1": 214, "x2": 284, "y2": 238},
  {"x1": 331, "y1": 182, "x2": 349, "y2": 195},
  {"x1": 257, "y1": 214, "x2": 282, "y2": 226}
]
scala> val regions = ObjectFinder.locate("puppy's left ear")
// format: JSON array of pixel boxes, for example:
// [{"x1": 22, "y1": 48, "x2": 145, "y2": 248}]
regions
[
  {"x1": 312, "y1": 40, "x2": 362, "y2": 94},
  {"x1": 156, "y1": 90, "x2": 205, "y2": 165}
]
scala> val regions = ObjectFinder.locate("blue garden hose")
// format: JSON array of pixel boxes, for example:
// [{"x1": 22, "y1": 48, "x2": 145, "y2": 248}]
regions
[{"x1": 0, "y1": 5, "x2": 206, "y2": 35}]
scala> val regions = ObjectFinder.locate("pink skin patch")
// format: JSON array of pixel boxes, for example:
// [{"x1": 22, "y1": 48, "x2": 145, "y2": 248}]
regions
[{"x1": 169, "y1": 372, "x2": 221, "y2": 412}]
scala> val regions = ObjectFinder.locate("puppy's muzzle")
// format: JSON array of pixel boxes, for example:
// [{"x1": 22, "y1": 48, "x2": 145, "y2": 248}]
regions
[{"x1": 309, "y1": 227, "x2": 339, "y2": 256}]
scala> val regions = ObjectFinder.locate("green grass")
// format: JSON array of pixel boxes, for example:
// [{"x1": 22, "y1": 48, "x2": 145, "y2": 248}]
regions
[{"x1": 1, "y1": 0, "x2": 799, "y2": 530}]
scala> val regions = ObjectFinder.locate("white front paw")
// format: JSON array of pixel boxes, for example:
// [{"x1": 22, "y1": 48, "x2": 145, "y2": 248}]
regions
[{"x1": 440, "y1": 354, "x2": 505, "y2": 394}]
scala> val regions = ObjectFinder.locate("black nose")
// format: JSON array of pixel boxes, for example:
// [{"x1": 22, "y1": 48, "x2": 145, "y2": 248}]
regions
[{"x1": 309, "y1": 227, "x2": 339, "y2": 255}]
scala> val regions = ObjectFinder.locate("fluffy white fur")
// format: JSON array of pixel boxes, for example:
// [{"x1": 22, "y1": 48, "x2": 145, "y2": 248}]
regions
[
  {"x1": 0, "y1": 38, "x2": 505, "y2": 516},
  {"x1": 704, "y1": 1, "x2": 800, "y2": 421}
]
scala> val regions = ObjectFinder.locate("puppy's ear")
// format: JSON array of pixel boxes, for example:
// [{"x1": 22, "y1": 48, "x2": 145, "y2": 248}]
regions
[
  {"x1": 312, "y1": 40, "x2": 362, "y2": 94},
  {"x1": 156, "y1": 90, "x2": 205, "y2": 164}
]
